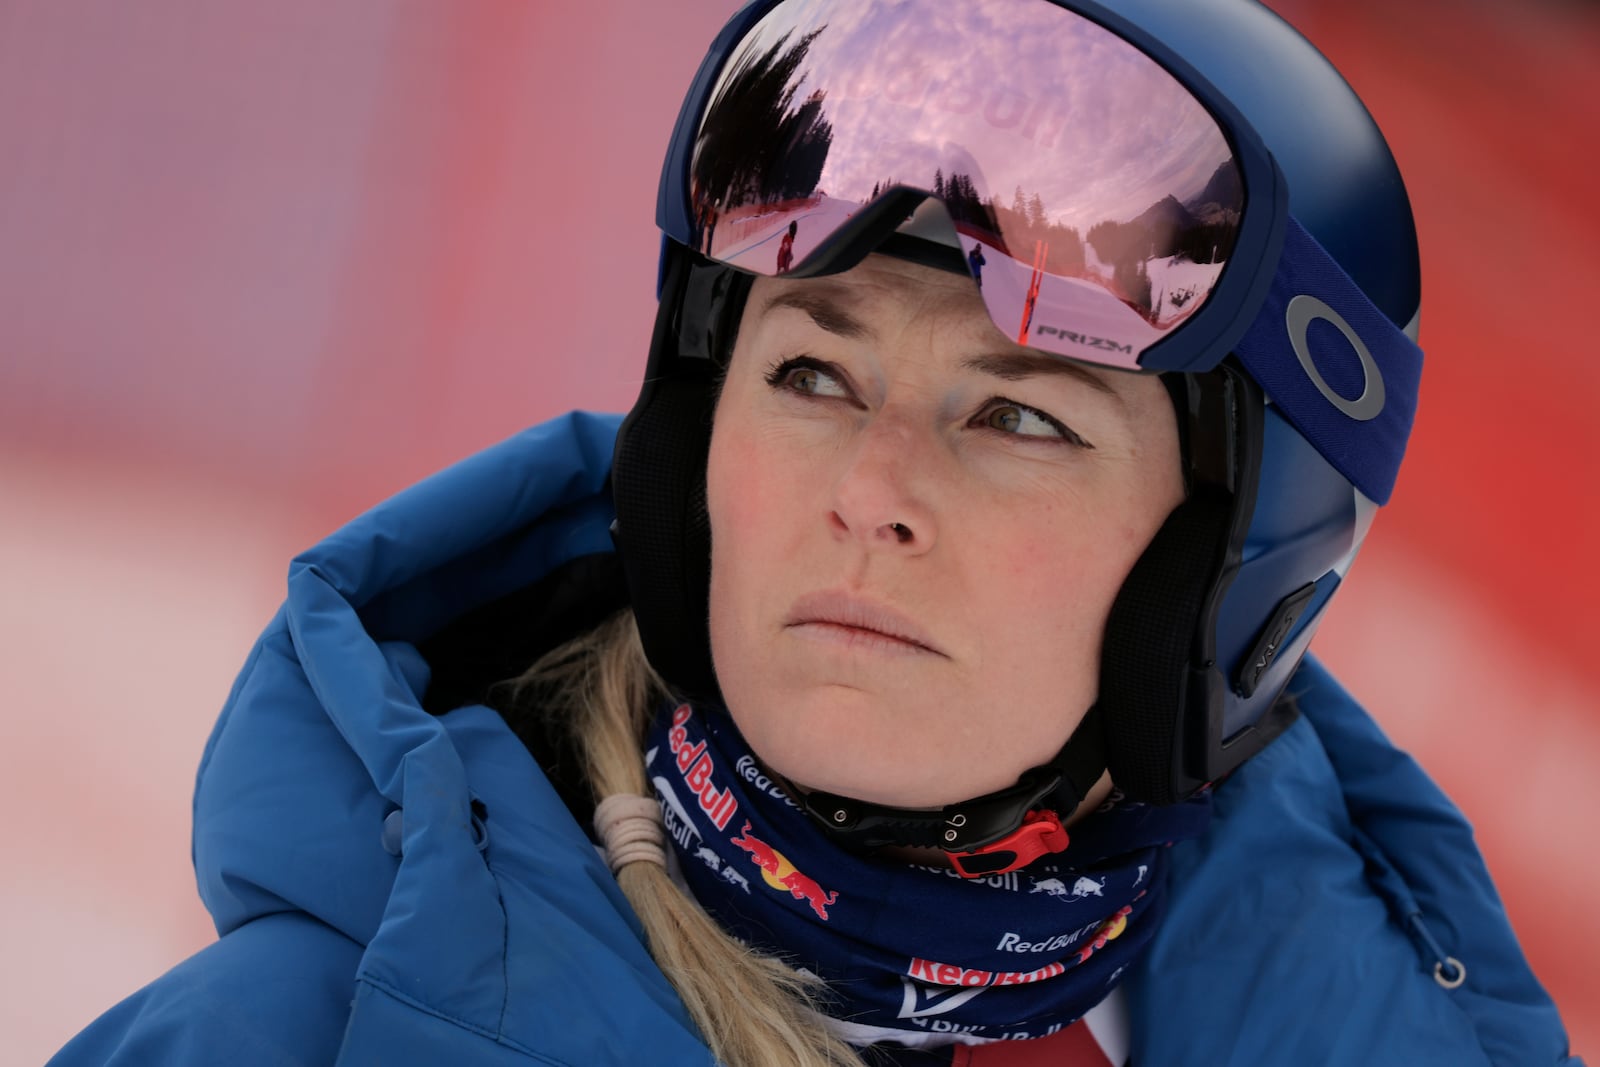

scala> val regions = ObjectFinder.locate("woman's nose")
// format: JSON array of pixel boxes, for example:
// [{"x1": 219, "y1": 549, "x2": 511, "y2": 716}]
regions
[{"x1": 827, "y1": 418, "x2": 938, "y2": 553}]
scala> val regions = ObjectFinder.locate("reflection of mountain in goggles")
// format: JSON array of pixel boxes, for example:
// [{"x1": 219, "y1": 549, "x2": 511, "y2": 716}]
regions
[{"x1": 660, "y1": 0, "x2": 1424, "y2": 502}]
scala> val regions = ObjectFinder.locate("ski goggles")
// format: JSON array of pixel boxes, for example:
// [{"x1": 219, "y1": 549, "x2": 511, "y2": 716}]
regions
[{"x1": 656, "y1": 0, "x2": 1424, "y2": 501}]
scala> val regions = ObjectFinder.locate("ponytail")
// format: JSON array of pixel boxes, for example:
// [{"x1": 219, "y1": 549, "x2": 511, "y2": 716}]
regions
[{"x1": 511, "y1": 610, "x2": 860, "y2": 1066}]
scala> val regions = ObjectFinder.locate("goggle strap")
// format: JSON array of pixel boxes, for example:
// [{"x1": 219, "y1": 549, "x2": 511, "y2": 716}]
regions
[{"x1": 1234, "y1": 216, "x2": 1423, "y2": 505}]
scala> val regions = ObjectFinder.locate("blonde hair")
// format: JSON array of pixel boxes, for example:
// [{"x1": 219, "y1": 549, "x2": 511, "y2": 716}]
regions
[{"x1": 511, "y1": 609, "x2": 861, "y2": 1067}]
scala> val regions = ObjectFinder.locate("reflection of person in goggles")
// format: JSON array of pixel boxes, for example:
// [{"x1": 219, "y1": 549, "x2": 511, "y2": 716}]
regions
[
  {"x1": 777, "y1": 220, "x2": 799, "y2": 274},
  {"x1": 48, "y1": 1, "x2": 1579, "y2": 1066}
]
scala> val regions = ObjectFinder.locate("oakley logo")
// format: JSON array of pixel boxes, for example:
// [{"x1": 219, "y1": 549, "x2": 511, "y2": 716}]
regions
[{"x1": 1286, "y1": 295, "x2": 1385, "y2": 421}]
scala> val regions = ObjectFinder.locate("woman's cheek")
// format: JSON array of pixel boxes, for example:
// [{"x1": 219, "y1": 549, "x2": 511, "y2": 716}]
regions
[{"x1": 711, "y1": 439, "x2": 776, "y2": 537}]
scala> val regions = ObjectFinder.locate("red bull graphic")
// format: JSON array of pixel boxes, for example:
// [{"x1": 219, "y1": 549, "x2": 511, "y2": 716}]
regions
[
  {"x1": 730, "y1": 821, "x2": 840, "y2": 920},
  {"x1": 1074, "y1": 905, "x2": 1134, "y2": 965},
  {"x1": 666, "y1": 704, "x2": 738, "y2": 830}
]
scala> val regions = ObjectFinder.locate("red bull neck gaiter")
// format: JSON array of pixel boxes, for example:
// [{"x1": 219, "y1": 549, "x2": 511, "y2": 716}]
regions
[{"x1": 643, "y1": 701, "x2": 1211, "y2": 1048}]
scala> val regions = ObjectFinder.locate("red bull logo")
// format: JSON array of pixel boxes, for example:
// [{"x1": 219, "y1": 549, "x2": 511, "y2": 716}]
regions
[
  {"x1": 666, "y1": 704, "x2": 738, "y2": 830},
  {"x1": 1074, "y1": 905, "x2": 1133, "y2": 964},
  {"x1": 730, "y1": 821, "x2": 840, "y2": 920}
]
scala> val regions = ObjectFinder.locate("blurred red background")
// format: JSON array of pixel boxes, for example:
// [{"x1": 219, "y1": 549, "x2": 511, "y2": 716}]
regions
[{"x1": 2, "y1": 1, "x2": 1594, "y2": 1062}]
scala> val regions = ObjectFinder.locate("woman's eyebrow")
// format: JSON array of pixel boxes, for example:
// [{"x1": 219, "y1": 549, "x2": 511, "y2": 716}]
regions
[
  {"x1": 758, "y1": 290, "x2": 1124, "y2": 402},
  {"x1": 758, "y1": 288, "x2": 874, "y2": 340},
  {"x1": 961, "y1": 351, "x2": 1121, "y2": 400}
]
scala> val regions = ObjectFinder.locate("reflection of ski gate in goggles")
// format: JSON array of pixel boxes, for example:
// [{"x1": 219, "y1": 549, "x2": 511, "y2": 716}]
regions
[{"x1": 657, "y1": 0, "x2": 1424, "y2": 502}]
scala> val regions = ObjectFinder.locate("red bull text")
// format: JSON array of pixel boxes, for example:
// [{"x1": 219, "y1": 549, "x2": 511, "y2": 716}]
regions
[
  {"x1": 667, "y1": 704, "x2": 739, "y2": 830},
  {"x1": 908, "y1": 957, "x2": 1067, "y2": 987}
]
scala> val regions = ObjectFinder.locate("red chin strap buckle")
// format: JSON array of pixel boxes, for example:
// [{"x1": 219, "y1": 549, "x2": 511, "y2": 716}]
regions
[{"x1": 948, "y1": 809, "x2": 1070, "y2": 878}]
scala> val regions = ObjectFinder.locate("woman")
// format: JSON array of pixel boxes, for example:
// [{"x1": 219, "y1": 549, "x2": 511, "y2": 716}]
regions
[
  {"x1": 51, "y1": 1, "x2": 1580, "y2": 1065},
  {"x1": 778, "y1": 220, "x2": 799, "y2": 273}
]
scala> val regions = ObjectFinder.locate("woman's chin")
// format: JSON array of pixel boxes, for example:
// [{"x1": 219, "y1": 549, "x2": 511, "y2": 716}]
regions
[{"x1": 724, "y1": 688, "x2": 1041, "y2": 808}]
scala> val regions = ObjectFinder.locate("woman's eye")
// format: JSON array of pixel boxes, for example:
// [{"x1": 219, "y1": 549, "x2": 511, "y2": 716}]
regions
[
  {"x1": 979, "y1": 401, "x2": 1076, "y2": 442},
  {"x1": 789, "y1": 367, "x2": 824, "y2": 394},
  {"x1": 767, "y1": 358, "x2": 851, "y2": 399}
]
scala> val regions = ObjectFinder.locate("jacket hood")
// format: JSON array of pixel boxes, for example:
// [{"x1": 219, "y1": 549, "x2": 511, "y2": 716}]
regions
[{"x1": 190, "y1": 411, "x2": 716, "y2": 1063}]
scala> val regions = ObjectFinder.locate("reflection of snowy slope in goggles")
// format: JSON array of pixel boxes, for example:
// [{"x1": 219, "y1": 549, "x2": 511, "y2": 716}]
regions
[{"x1": 684, "y1": 0, "x2": 1246, "y2": 370}]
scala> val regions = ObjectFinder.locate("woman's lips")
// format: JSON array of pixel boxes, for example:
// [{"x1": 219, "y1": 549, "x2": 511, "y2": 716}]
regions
[{"x1": 784, "y1": 590, "x2": 946, "y2": 656}]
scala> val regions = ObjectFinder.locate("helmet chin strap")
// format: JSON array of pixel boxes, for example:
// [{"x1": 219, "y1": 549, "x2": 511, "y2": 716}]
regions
[{"x1": 796, "y1": 705, "x2": 1107, "y2": 878}]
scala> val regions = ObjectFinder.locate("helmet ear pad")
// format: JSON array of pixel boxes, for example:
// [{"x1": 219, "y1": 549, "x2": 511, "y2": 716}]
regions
[
  {"x1": 614, "y1": 374, "x2": 719, "y2": 698},
  {"x1": 1099, "y1": 484, "x2": 1235, "y2": 805},
  {"x1": 1100, "y1": 363, "x2": 1300, "y2": 804},
  {"x1": 613, "y1": 252, "x2": 751, "y2": 701}
]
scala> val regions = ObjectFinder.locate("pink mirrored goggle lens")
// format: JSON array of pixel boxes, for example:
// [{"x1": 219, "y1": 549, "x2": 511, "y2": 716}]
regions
[{"x1": 688, "y1": 0, "x2": 1244, "y2": 370}]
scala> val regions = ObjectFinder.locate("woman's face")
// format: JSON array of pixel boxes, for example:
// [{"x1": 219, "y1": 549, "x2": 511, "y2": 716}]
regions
[{"x1": 705, "y1": 255, "x2": 1183, "y2": 808}]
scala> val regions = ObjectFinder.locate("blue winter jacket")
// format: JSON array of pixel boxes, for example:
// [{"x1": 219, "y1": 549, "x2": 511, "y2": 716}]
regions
[{"x1": 50, "y1": 412, "x2": 1582, "y2": 1066}]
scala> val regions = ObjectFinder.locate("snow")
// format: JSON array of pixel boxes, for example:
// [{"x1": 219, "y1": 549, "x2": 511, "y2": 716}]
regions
[
  {"x1": 1146, "y1": 254, "x2": 1226, "y2": 329},
  {"x1": 711, "y1": 195, "x2": 858, "y2": 273}
]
